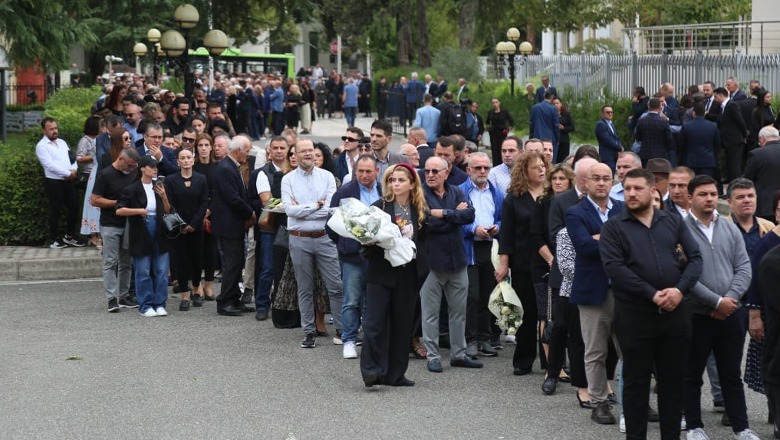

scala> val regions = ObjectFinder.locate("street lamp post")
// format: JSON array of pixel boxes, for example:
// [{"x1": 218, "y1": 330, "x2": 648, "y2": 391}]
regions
[
  {"x1": 495, "y1": 27, "x2": 532, "y2": 97},
  {"x1": 153, "y1": 4, "x2": 227, "y2": 101},
  {"x1": 133, "y1": 28, "x2": 162, "y2": 86}
]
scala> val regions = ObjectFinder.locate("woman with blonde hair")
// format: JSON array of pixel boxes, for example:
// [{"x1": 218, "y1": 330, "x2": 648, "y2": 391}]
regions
[
  {"x1": 496, "y1": 151, "x2": 551, "y2": 376},
  {"x1": 285, "y1": 84, "x2": 302, "y2": 131},
  {"x1": 361, "y1": 163, "x2": 427, "y2": 388}
]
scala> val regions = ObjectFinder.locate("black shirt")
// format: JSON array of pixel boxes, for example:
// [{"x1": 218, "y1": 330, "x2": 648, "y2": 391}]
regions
[
  {"x1": 499, "y1": 191, "x2": 545, "y2": 275},
  {"x1": 164, "y1": 172, "x2": 209, "y2": 231},
  {"x1": 92, "y1": 165, "x2": 138, "y2": 228},
  {"x1": 599, "y1": 208, "x2": 703, "y2": 309}
]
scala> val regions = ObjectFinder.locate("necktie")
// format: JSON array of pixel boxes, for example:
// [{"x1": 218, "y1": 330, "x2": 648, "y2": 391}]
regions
[{"x1": 705, "y1": 98, "x2": 712, "y2": 113}]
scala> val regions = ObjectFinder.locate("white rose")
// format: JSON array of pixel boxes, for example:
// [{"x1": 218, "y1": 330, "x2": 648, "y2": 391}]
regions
[
  {"x1": 507, "y1": 327, "x2": 517, "y2": 336},
  {"x1": 501, "y1": 306, "x2": 511, "y2": 315}
]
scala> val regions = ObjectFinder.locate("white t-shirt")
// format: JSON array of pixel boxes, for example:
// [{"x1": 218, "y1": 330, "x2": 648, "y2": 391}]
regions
[{"x1": 143, "y1": 183, "x2": 157, "y2": 215}]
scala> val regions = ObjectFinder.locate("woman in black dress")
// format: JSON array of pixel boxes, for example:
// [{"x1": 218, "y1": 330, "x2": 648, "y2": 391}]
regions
[
  {"x1": 285, "y1": 84, "x2": 302, "y2": 131},
  {"x1": 193, "y1": 133, "x2": 218, "y2": 300},
  {"x1": 553, "y1": 98, "x2": 575, "y2": 163},
  {"x1": 165, "y1": 147, "x2": 209, "y2": 311},
  {"x1": 361, "y1": 163, "x2": 427, "y2": 387},
  {"x1": 116, "y1": 155, "x2": 173, "y2": 317},
  {"x1": 496, "y1": 151, "x2": 551, "y2": 376},
  {"x1": 752, "y1": 89, "x2": 775, "y2": 150},
  {"x1": 486, "y1": 98, "x2": 514, "y2": 166}
]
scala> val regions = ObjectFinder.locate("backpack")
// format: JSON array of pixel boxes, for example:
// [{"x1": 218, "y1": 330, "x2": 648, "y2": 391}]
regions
[{"x1": 444, "y1": 102, "x2": 466, "y2": 136}]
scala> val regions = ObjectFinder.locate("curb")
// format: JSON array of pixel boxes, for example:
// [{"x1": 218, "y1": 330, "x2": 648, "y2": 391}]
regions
[{"x1": 0, "y1": 255, "x2": 102, "y2": 282}]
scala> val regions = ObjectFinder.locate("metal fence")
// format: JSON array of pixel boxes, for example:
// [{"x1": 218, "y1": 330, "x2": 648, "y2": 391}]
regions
[
  {"x1": 514, "y1": 52, "x2": 780, "y2": 100},
  {"x1": 624, "y1": 21, "x2": 780, "y2": 56},
  {"x1": 2, "y1": 83, "x2": 49, "y2": 106}
]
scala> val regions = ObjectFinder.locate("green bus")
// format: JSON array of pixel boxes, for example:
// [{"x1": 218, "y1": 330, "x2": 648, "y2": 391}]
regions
[{"x1": 189, "y1": 48, "x2": 295, "y2": 77}]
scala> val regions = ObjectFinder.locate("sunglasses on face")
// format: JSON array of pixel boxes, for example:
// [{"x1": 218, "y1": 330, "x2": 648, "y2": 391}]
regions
[
  {"x1": 122, "y1": 136, "x2": 131, "y2": 141},
  {"x1": 358, "y1": 144, "x2": 372, "y2": 151},
  {"x1": 182, "y1": 137, "x2": 196, "y2": 143},
  {"x1": 341, "y1": 136, "x2": 358, "y2": 142},
  {"x1": 424, "y1": 168, "x2": 446, "y2": 175}
]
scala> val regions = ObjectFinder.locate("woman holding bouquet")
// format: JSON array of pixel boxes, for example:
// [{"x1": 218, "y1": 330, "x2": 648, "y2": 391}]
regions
[{"x1": 361, "y1": 163, "x2": 427, "y2": 388}]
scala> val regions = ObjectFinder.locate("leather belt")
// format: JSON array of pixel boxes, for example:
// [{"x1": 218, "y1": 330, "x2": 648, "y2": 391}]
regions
[{"x1": 289, "y1": 229, "x2": 327, "y2": 238}]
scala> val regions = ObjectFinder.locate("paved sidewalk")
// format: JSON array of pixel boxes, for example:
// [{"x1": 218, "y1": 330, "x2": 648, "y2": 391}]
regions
[{"x1": 0, "y1": 245, "x2": 102, "y2": 281}]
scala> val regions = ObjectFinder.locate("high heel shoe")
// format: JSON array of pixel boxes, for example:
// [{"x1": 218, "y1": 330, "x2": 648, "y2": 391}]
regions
[{"x1": 577, "y1": 392, "x2": 594, "y2": 409}]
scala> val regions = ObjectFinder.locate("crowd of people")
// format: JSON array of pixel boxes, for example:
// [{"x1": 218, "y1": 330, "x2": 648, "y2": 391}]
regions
[{"x1": 33, "y1": 70, "x2": 780, "y2": 440}]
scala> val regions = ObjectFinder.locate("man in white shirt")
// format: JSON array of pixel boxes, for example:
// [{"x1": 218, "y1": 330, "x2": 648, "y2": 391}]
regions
[
  {"x1": 35, "y1": 117, "x2": 85, "y2": 249},
  {"x1": 282, "y1": 139, "x2": 344, "y2": 349},
  {"x1": 667, "y1": 166, "x2": 694, "y2": 218}
]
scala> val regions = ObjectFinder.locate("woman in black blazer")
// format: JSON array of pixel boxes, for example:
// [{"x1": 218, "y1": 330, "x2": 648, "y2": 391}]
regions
[
  {"x1": 361, "y1": 163, "x2": 428, "y2": 388},
  {"x1": 116, "y1": 155, "x2": 173, "y2": 317},
  {"x1": 165, "y1": 147, "x2": 209, "y2": 311},
  {"x1": 553, "y1": 98, "x2": 575, "y2": 163}
]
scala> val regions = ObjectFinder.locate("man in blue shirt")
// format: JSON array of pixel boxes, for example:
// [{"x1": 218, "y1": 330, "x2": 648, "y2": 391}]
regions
[
  {"x1": 269, "y1": 80, "x2": 285, "y2": 136},
  {"x1": 414, "y1": 94, "x2": 441, "y2": 143},
  {"x1": 342, "y1": 78, "x2": 359, "y2": 127}
]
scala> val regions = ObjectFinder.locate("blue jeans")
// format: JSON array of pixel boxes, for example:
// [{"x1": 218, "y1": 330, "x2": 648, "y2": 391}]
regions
[
  {"x1": 253, "y1": 231, "x2": 274, "y2": 312},
  {"x1": 341, "y1": 260, "x2": 367, "y2": 343},
  {"x1": 344, "y1": 106, "x2": 357, "y2": 127},
  {"x1": 133, "y1": 216, "x2": 169, "y2": 313}
]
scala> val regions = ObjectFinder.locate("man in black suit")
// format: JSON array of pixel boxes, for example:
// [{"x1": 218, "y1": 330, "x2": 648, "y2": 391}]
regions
[
  {"x1": 210, "y1": 135, "x2": 257, "y2": 316},
  {"x1": 136, "y1": 122, "x2": 178, "y2": 176},
  {"x1": 358, "y1": 74, "x2": 373, "y2": 117},
  {"x1": 744, "y1": 126, "x2": 780, "y2": 222},
  {"x1": 433, "y1": 75, "x2": 447, "y2": 103},
  {"x1": 713, "y1": 87, "x2": 748, "y2": 183},
  {"x1": 680, "y1": 104, "x2": 720, "y2": 177},
  {"x1": 535, "y1": 75, "x2": 558, "y2": 103},
  {"x1": 594, "y1": 105, "x2": 622, "y2": 173}
]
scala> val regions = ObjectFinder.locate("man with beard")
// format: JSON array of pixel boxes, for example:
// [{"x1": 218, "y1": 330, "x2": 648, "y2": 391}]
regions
[{"x1": 600, "y1": 169, "x2": 702, "y2": 439}]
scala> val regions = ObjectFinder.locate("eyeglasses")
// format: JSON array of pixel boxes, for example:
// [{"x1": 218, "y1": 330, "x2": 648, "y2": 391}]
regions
[
  {"x1": 589, "y1": 176, "x2": 613, "y2": 183},
  {"x1": 470, "y1": 166, "x2": 490, "y2": 171},
  {"x1": 341, "y1": 136, "x2": 358, "y2": 142},
  {"x1": 124, "y1": 113, "x2": 136, "y2": 118},
  {"x1": 424, "y1": 168, "x2": 446, "y2": 175},
  {"x1": 358, "y1": 145, "x2": 372, "y2": 151},
  {"x1": 182, "y1": 137, "x2": 196, "y2": 143},
  {"x1": 122, "y1": 136, "x2": 131, "y2": 141}
]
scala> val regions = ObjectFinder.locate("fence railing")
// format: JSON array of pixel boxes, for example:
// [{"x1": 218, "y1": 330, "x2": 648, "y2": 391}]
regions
[
  {"x1": 505, "y1": 52, "x2": 780, "y2": 100},
  {"x1": 2, "y1": 83, "x2": 49, "y2": 107},
  {"x1": 624, "y1": 21, "x2": 780, "y2": 56}
]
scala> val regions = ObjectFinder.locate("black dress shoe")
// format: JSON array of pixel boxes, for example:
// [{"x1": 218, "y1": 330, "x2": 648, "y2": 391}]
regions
[
  {"x1": 451, "y1": 357, "x2": 483, "y2": 368},
  {"x1": 217, "y1": 305, "x2": 244, "y2": 316},
  {"x1": 607, "y1": 393, "x2": 618, "y2": 404},
  {"x1": 542, "y1": 377, "x2": 558, "y2": 395},
  {"x1": 577, "y1": 393, "x2": 594, "y2": 409},
  {"x1": 390, "y1": 377, "x2": 415, "y2": 387},
  {"x1": 363, "y1": 374, "x2": 381, "y2": 388},
  {"x1": 237, "y1": 304, "x2": 255, "y2": 313},
  {"x1": 513, "y1": 367, "x2": 532, "y2": 376},
  {"x1": 591, "y1": 402, "x2": 616, "y2": 424},
  {"x1": 255, "y1": 310, "x2": 269, "y2": 321}
]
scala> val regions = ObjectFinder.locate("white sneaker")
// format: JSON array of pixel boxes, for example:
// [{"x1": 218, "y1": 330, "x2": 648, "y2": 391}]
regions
[
  {"x1": 686, "y1": 428, "x2": 710, "y2": 440},
  {"x1": 681, "y1": 416, "x2": 687, "y2": 431},
  {"x1": 734, "y1": 429, "x2": 760, "y2": 440},
  {"x1": 140, "y1": 308, "x2": 157, "y2": 317},
  {"x1": 155, "y1": 307, "x2": 168, "y2": 316},
  {"x1": 343, "y1": 342, "x2": 358, "y2": 359},
  {"x1": 619, "y1": 414, "x2": 626, "y2": 433}
]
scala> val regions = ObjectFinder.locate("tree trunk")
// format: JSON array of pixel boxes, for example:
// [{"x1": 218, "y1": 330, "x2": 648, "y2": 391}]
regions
[
  {"x1": 417, "y1": 0, "x2": 431, "y2": 67},
  {"x1": 458, "y1": 0, "x2": 478, "y2": 50},
  {"x1": 526, "y1": 24, "x2": 536, "y2": 49},
  {"x1": 397, "y1": 10, "x2": 412, "y2": 65}
]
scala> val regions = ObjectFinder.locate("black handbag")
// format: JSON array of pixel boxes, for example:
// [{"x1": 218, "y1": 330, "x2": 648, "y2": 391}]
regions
[
  {"x1": 273, "y1": 225, "x2": 289, "y2": 249},
  {"x1": 162, "y1": 211, "x2": 187, "y2": 236},
  {"x1": 541, "y1": 285, "x2": 554, "y2": 344}
]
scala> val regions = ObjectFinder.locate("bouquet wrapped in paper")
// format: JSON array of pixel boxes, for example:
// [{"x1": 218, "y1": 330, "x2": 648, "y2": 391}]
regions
[
  {"x1": 327, "y1": 198, "x2": 416, "y2": 266},
  {"x1": 487, "y1": 241, "x2": 524, "y2": 342}
]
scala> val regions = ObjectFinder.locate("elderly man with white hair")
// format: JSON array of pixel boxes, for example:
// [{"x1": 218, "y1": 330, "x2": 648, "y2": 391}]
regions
[{"x1": 744, "y1": 126, "x2": 780, "y2": 222}]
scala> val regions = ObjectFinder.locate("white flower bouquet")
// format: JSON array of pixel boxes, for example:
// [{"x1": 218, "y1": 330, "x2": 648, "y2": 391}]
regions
[
  {"x1": 327, "y1": 198, "x2": 416, "y2": 266},
  {"x1": 487, "y1": 241, "x2": 524, "y2": 342}
]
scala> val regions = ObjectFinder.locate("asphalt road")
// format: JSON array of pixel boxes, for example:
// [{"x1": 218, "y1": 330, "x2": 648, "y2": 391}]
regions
[{"x1": 0, "y1": 279, "x2": 773, "y2": 440}]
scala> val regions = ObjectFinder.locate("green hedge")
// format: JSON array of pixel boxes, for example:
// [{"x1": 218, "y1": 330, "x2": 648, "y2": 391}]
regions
[{"x1": 0, "y1": 87, "x2": 100, "y2": 245}]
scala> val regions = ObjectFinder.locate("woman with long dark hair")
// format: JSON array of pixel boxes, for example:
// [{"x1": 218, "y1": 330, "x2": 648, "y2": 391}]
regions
[
  {"x1": 361, "y1": 163, "x2": 427, "y2": 387},
  {"x1": 101, "y1": 128, "x2": 132, "y2": 168},
  {"x1": 553, "y1": 98, "x2": 575, "y2": 163},
  {"x1": 165, "y1": 147, "x2": 209, "y2": 311},
  {"x1": 193, "y1": 133, "x2": 218, "y2": 300},
  {"x1": 486, "y1": 98, "x2": 515, "y2": 166},
  {"x1": 102, "y1": 85, "x2": 127, "y2": 117},
  {"x1": 753, "y1": 89, "x2": 775, "y2": 150},
  {"x1": 116, "y1": 155, "x2": 172, "y2": 317}
]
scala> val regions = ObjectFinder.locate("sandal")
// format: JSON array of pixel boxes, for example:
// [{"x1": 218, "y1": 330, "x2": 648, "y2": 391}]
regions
[{"x1": 411, "y1": 340, "x2": 427, "y2": 359}]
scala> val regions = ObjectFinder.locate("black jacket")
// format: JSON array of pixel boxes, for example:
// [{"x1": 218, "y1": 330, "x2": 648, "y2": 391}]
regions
[{"x1": 116, "y1": 181, "x2": 172, "y2": 257}]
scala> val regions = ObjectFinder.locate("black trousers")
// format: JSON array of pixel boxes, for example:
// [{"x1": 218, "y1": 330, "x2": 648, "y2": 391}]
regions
[
  {"x1": 512, "y1": 270, "x2": 539, "y2": 370},
  {"x1": 724, "y1": 141, "x2": 746, "y2": 183},
  {"x1": 488, "y1": 130, "x2": 506, "y2": 166},
  {"x1": 216, "y1": 236, "x2": 244, "y2": 309},
  {"x1": 271, "y1": 111, "x2": 284, "y2": 135},
  {"x1": 684, "y1": 308, "x2": 749, "y2": 433},
  {"x1": 615, "y1": 300, "x2": 691, "y2": 440},
  {"x1": 202, "y1": 231, "x2": 218, "y2": 282},
  {"x1": 175, "y1": 230, "x2": 204, "y2": 291},
  {"x1": 466, "y1": 241, "x2": 495, "y2": 343},
  {"x1": 360, "y1": 264, "x2": 417, "y2": 385},
  {"x1": 44, "y1": 178, "x2": 79, "y2": 241},
  {"x1": 547, "y1": 293, "x2": 588, "y2": 388}
]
